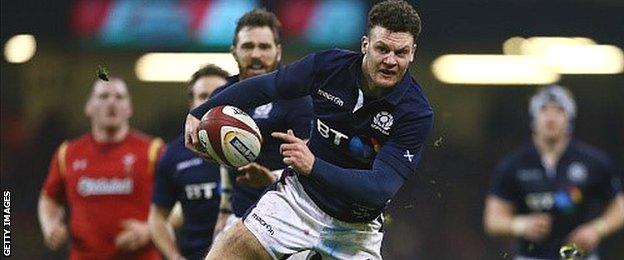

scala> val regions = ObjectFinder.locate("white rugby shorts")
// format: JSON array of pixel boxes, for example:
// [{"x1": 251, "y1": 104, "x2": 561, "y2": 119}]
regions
[{"x1": 242, "y1": 174, "x2": 384, "y2": 260}]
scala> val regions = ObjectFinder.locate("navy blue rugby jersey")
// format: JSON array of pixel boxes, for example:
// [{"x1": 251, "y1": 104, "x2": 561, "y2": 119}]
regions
[
  {"x1": 489, "y1": 140, "x2": 622, "y2": 259},
  {"x1": 212, "y1": 75, "x2": 314, "y2": 217},
  {"x1": 191, "y1": 49, "x2": 434, "y2": 223},
  {"x1": 152, "y1": 135, "x2": 221, "y2": 259}
]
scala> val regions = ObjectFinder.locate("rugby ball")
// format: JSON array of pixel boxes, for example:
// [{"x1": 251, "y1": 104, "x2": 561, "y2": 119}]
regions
[{"x1": 197, "y1": 105, "x2": 262, "y2": 168}]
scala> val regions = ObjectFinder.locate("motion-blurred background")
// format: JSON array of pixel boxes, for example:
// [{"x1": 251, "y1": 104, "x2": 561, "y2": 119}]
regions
[{"x1": 2, "y1": 0, "x2": 623, "y2": 259}]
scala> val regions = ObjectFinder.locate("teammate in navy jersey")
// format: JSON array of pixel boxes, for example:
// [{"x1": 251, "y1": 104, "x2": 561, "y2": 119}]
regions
[
  {"x1": 148, "y1": 65, "x2": 230, "y2": 260},
  {"x1": 184, "y1": 1, "x2": 433, "y2": 259},
  {"x1": 208, "y1": 9, "x2": 314, "y2": 244},
  {"x1": 484, "y1": 85, "x2": 624, "y2": 259}
]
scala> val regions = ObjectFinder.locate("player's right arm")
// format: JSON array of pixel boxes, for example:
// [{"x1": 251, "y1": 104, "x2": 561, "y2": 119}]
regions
[
  {"x1": 38, "y1": 142, "x2": 69, "y2": 250},
  {"x1": 149, "y1": 145, "x2": 185, "y2": 260},
  {"x1": 483, "y1": 196, "x2": 551, "y2": 242},
  {"x1": 185, "y1": 53, "x2": 316, "y2": 150},
  {"x1": 148, "y1": 205, "x2": 183, "y2": 260},
  {"x1": 484, "y1": 159, "x2": 551, "y2": 242}
]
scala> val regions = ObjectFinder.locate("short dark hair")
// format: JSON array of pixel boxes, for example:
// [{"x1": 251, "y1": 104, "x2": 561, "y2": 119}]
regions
[
  {"x1": 233, "y1": 8, "x2": 281, "y2": 46},
  {"x1": 187, "y1": 64, "x2": 229, "y2": 99},
  {"x1": 367, "y1": 0, "x2": 422, "y2": 40}
]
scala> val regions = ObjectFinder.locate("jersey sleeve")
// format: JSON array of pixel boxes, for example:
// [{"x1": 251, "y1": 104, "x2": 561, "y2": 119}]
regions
[
  {"x1": 284, "y1": 97, "x2": 314, "y2": 139},
  {"x1": 148, "y1": 138, "x2": 165, "y2": 175},
  {"x1": 375, "y1": 110, "x2": 434, "y2": 180},
  {"x1": 41, "y1": 142, "x2": 68, "y2": 203},
  {"x1": 488, "y1": 156, "x2": 521, "y2": 203},
  {"x1": 310, "y1": 110, "x2": 434, "y2": 208},
  {"x1": 597, "y1": 156, "x2": 623, "y2": 200},
  {"x1": 151, "y1": 145, "x2": 177, "y2": 208},
  {"x1": 190, "y1": 53, "x2": 317, "y2": 119}
]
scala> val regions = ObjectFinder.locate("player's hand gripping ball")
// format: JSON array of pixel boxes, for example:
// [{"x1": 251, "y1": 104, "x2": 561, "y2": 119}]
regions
[{"x1": 197, "y1": 105, "x2": 262, "y2": 167}]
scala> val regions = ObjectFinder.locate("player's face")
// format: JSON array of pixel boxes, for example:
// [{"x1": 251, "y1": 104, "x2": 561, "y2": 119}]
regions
[
  {"x1": 232, "y1": 26, "x2": 282, "y2": 79},
  {"x1": 190, "y1": 75, "x2": 227, "y2": 110},
  {"x1": 85, "y1": 80, "x2": 132, "y2": 129},
  {"x1": 361, "y1": 26, "x2": 415, "y2": 89},
  {"x1": 534, "y1": 102, "x2": 569, "y2": 140}
]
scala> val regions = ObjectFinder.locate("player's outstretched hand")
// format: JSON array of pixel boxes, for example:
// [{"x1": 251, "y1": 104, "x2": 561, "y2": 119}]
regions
[
  {"x1": 184, "y1": 113, "x2": 215, "y2": 162},
  {"x1": 513, "y1": 213, "x2": 552, "y2": 242},
  {"x1": 43, "y1": 222, "x2": 68, "y2": 250},
  {"x1": 237, "y1": 163, "x2": 276, "y2": 188},
  {"x1": 115, "y1": 219, "x2": 151, "y2": 252},
  {"x1": 566, "y1": 222, "x2": 601, "y2": 252},
  {"x1": 272, "y1": 129, "x2": 314, "y2": 175}
]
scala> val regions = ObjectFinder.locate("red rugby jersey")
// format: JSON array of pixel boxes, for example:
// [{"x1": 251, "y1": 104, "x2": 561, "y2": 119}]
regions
[{"x1": 42, "y1": 130, "x2": 164, "y2": 260}]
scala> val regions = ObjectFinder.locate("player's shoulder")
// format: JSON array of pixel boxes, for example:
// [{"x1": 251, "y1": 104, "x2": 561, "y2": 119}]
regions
[
  {"x1": 395, "y1": 77, "x2": 433, "y2": 119},
  {"x1": 62, "y1": 133, "x2": 92, "y2": 151},
  {"x1": 314, "y1": 48, "x2": 359, "y2": 60},
  {"x1": 496, "y1": 143, "x2": 534, "y2": 170},
  {"x1": 312, "y1": 48, "x2": 360, "y2": 69},
  {"x1": 163, "y1": 135, "x2": 186, "y2": 156},
  {"x1": 211, "y1": 75, "x2": 239, "y2": 97},
  {"x1": 127, "y1": 129, "x2": 160, "y2": 143},
  {"x1": 569, "y1": 140, "x2": 613, "y2": 167},
  {"x1": 159, "y1": 134, "x2": 187, "y2": 163},
  {"x1": 275, "y1": 94, "x2": 313, "y2": 108}
]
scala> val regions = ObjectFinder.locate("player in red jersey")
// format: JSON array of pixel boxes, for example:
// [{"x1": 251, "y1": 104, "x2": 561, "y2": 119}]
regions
[{"x1": 38, "y1": 78, "x2": 164, "y2": 259}]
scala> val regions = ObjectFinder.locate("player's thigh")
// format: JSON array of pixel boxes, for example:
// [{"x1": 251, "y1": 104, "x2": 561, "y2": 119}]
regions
[{"x1": 206, "y1": 220, "x2": 271, "y2": 260}]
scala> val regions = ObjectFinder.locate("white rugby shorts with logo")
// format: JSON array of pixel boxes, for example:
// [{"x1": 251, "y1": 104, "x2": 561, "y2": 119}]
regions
[{"x1": 242, "y1": 173, "x2": 384, "y2": 260}]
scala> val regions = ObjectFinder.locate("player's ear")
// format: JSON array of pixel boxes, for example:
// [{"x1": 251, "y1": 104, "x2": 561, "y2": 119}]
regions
[
  {"x1": 410, "y1": 43, "x2": 417, "y2": 62},
  {"x1": 127, "y1": 103, "x2": 134, "y2": 119},
  {"x1": 361, "y1": 36, "x2": 369, "y2": 55},
  {"x1": 276, "y1": 43, "x2": 282, "y2": 64},
  {"x1": 84, "y1": 97, "x2": 93, "y2": 117},
  {"x1": 230, "y1": 45, "x2": 238, "y2": 61}
]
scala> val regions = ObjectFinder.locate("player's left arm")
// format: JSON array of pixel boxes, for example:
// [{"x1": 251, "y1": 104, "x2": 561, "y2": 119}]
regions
[
  {"x1": 274, "y1": 111, "x2": 433, "y2": 208},
  {"x1": 185, "y1": 53, "x2": 317, "y2": 152},
  {"x1": 567, "y1": 160, "x2": 624, "y2": 252}
]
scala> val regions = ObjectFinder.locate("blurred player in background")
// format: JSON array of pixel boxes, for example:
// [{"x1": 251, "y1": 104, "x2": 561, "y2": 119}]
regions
[
  {"x1": 148, "y1": 65, "x2": 229, "y2": 260},
  {"x1": 185, "y1": 1, "x2": 432, "y2": 259},
  {"x1": 484, "y1": 85, "x2": 624, "y2": 259},
  {"x1": 38, "y1": 78, "x2": 164, "y2": 259},
  {"x1": 209, "y1": 8, "x2": 314, "y2": 242}
]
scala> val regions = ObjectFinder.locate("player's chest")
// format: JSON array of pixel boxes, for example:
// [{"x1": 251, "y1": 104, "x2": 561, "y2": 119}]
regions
[
  {"x1": 313, "y1": 90, "x2": 394, "y2": 145},
  {"x1": 515, "y1": 161, "x2": 596, "y2": 212},
  {"x1": 172, "y1": 157, "x2": 220, "y2": 201},
  {"x1": 64, "y1": 149, "x2": 149, "y2": 197},
  {"x1": 172, "y1": 157, "x2": 220, "y2": 184}
]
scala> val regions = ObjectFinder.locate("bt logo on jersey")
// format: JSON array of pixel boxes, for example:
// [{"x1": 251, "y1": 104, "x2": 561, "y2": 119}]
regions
[
  {"x1": 317, "y1": 119, "x2": 349, "y2": 145},
  {"x1": 184, "y1": 182, "x2": 217, "y2": 200}
]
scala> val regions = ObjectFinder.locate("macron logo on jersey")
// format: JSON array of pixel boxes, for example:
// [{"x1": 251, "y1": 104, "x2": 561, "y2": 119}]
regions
[
  {"x1": 77, "y1": 177, "x2": 133, "y2": 196},
  {"x1": 317, "y1": 89, "x2": 344, "y2": 107},
  {"x1": 176, "y1": 158, "x2": 203, "y2": 171}
]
